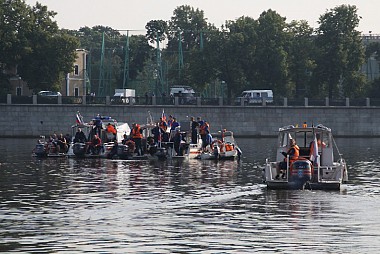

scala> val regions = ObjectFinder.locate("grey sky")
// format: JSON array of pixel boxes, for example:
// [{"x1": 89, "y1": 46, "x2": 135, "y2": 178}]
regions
[{"x1": 24, "y1": 0, "x2": 379, "y2": 35}]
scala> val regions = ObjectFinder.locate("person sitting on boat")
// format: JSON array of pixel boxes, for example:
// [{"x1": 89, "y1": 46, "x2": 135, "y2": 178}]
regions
[
  {"x1": 277, "y1": 138, "x2": 300, "y2": 178},
  {"x1": 89, "y1": 134, "x2": 102, "y2": 155},
  {"x1": 74, "y1": 128, "x2": 87, "y2": 143},
  {"x1": 57, "y1": 133, "x2": 68, "y2": 153},
  {"x1": 121, "y1": 133, "x2": 129, "y2": 145},
  {"x1": 106, "y1": 123, "x2": 117, "y2": 142}
]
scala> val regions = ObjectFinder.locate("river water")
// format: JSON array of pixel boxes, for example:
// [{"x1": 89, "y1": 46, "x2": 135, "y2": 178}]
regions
[{"x1": 0, "y1": 138, "x2": 379, "y2": 253}]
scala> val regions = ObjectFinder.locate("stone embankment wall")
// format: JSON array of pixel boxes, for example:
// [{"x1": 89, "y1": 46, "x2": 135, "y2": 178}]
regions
[{"x1": 1, "y1": 104, "x2": 379, "y2": 137}]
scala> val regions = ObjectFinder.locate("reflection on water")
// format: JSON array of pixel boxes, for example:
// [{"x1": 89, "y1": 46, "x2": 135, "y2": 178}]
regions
[{"x1": 0, "y1": 138, "x2": 379, "y2": 253}]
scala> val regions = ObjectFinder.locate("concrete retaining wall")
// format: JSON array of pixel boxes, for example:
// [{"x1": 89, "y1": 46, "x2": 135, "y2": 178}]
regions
[{"x1": 1, "y1": 104, "x2": 379, "y2": 137}]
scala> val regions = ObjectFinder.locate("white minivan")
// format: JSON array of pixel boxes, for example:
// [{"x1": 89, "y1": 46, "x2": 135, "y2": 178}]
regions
[{"x1": 235, "y1": 89, "x2": 274, "y2": 105}]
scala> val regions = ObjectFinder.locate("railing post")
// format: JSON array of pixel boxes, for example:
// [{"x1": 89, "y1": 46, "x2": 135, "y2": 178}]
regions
[
  {"x1": 325, "y1": 97, "x2": 329, "y2": 106},
  {"x1": 283, "y1": 97, "x2": 288, "y2": 107},
  {"x1": 129, "y1": 97, "x2": 134, "y2": 105},
  {"x1": 175, "y1": 97, "x2": 179, "y2": 106},
  {"x1": 7, "y1": 94, "x2": 11, "y2": 104},
  {"x1": 33, "y1": 95, "x2": 37, "y2": 105},
  {"x1": 305, "y1": 97, "x2": 308, "y2": 107},
  {"x1": 106, "y1": 96, "x2": 110, "y2": 105},
  {"x1": 345, "y1": 97, "x2": 349, "y2": 107},
  {"x1": 366, "y1": 97, "x2": 370, "y2": 107},
  {"x1": 262, "y1": 99, "x2": 266, "y2": 106},
  {"x1": 152, "y1": 96, "x2": 156, "y2": 105},
  {"x1": 240, "y1": 98, "x2": 244, "y2": 106},
  {"x1": 82, "y1": 95, "x2": 86, "y2": 105},
  {"x1": 219, "y1": 97, "x2": 223, "y2": 106},
  {"x1": 197, "y1": 97, "x2": 201, "y2": 106},
  {"x1": 58, "y1": 96, "x2": 62, "y2": 105}
]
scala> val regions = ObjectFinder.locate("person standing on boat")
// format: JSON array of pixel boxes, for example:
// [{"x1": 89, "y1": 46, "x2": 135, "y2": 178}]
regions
[
  {"x1": 130, "y1": 123, "x2": 143, "y2": 156},
  {"x1": 190, "y1": 116, "x2": 199, "y2": 144},
  {"x1": 167, "y1": 115, "x2": 174, "y2": 129},
  {"x1": 74, "y1": 128, "x2": 87, "y2": 143},
  {"x1": 171, "y1": 127, "x2": 183, "y2": 156},
  {"x1": 94, "y1": 114, "x2": 103, "y2": 136},
  {"x1": 170, "y1": 117, "x2": 180, "y2": 131}
]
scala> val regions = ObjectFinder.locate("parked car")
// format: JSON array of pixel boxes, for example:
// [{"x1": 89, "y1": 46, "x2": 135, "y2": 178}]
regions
[
  {"x1": 38, "y1": 91, "x2": 62, "y2": 97},
  {"x1": 235, "y1": 89, "x2": 273, "y2": 105},
  {"x1": 169, "y1": 86, "x2": 197, "y2": 104}
]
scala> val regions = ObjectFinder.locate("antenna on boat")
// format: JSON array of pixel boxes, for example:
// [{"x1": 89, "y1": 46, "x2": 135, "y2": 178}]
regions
[{"x1": 147, "y1": 111, "x2": 153, "y2": 124}]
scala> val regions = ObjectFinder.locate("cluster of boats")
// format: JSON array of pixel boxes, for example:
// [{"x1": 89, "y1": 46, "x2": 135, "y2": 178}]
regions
[
  {"x1": 33, "y1": 113, "x2": 349, "y2": 190},
  {"x1": 32, "y1": 114, "x2": 242, "y2": 162}
]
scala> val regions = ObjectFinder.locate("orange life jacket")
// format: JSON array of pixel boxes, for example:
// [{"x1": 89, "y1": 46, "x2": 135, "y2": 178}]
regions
[
  {"x1": 132, "y1": 125, "x2": 143, "y2": 139},
  {"x1": 288, "y1": 145, "x2": 299, "y2": 162},
  {"x1": 107, "y1": 125, "x2": 117, "y2": 134}
]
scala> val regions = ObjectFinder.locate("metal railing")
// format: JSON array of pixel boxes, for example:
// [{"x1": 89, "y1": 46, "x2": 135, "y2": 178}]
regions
[{"x1": 1, "y1": 94, "x2": 379, "y2": 107}]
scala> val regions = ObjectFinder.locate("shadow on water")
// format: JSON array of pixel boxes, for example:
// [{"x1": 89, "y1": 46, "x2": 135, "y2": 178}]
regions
[{"x1": 0, "y1": 137, "x2": 380, "y2": 253}]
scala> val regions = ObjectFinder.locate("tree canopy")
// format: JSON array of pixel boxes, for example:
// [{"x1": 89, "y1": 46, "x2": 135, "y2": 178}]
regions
[{"x1": 1, "y1": 2, "x2": 376, "y2": 99}]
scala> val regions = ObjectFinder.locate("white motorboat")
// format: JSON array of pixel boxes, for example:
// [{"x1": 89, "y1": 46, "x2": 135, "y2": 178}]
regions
[
  {"x1": 199, "y1": 130, "x2": 241, "y2": 160},
  {"x1": 263, "y1": 124, "x2": 348, "y2": 190}
]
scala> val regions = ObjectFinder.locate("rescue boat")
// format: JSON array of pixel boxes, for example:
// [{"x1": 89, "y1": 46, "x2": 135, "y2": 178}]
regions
[{"x1": 263, "y1": 124, "x2": 348, "y2": 190}]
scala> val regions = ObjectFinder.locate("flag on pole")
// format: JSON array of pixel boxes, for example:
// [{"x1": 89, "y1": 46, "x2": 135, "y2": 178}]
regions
[
  {"x1": 310, "y1": 134, "x2": 319, "y2": 165},
  {"x1": 161, "y1": 109, "x2": 166, "y2": 122},
  {"x1": 76, "y1": 111, "x2": 84, "y2": 125}
]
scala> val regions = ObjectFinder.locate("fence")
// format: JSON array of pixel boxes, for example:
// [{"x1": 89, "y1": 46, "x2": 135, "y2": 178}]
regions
[{"x1": 2, "y1": 94, "x2": 380, "y2": 107}]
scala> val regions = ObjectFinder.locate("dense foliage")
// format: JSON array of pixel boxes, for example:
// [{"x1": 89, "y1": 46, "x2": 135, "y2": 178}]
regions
[{"x1": 1, "y1": 2, "x2": 379, "y2": 98}]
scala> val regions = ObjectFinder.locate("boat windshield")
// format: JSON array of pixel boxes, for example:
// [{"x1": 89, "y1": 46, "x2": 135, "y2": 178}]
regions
[{"x1": 279, "y1": 130, "x2": 330, "y2": 149}]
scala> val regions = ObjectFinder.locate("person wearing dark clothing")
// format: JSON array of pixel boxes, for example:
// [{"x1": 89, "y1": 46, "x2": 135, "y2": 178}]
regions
[
  {"x1": 74, "y1": 128, "x2": 87, "y2": 143},
  {"x1": 151, "y1": 122, "x2": 161, "y2": 144},
  {"x1": 94, "y1": 114, "x2": 103, "y2": 136},
  {"x1": 90, "y1": 134, "x2": 102, "y2": 155},
  {"x1": 190, "y1": 116, "x2": 199, "y2": 144},
  {"x1": 171, "y1": 129, "x2": 183, "y2": 156}
]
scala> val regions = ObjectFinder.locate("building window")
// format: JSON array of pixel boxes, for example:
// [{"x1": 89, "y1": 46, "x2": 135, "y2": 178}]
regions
[
  {"x1": 74, "y1": 87, "x2": 79, "y2": 97},
  {"x1": 74, "y1": 65, "x2": 79, "y2": 76},
  {"x1": 16, "y1": 87, "x2": 22, "y2": 96}
]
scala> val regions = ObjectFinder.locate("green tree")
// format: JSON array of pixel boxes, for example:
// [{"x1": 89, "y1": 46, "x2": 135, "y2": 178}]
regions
[
  {"x1": 314, "y1": 4, "x2": 365, "y2": 98},
  {"x1": 286, "y1": 20, "x2": 316, "y2": 98},
  {"x1": 0, "y1": 1, "x2": 79, "y2": 92},
  {"x1": 145, "y1": 20, "x2": 168, "y2": 44},
  {"x1": 253, "y1": 10, "x2": 290, "y2": 97}
]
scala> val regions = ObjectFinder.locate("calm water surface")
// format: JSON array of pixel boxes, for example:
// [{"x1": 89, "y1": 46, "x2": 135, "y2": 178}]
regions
[{"x1": 0, "y1": 138, "x2": 379, "y2": 253}]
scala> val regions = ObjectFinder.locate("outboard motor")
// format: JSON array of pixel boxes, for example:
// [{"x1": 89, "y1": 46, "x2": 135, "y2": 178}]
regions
[
  {"x1": 34, "y1": 143, "x2": 47, "y2": 157},
  {"x1": 290, "y1": 160, "x2": 312, "y2": 185},
  {"x1": 117, "y1": 144, "x2": 132, "y2": 159},
  {"x1": 73, "y1": 143, "x2": 87, "y2": 157}
]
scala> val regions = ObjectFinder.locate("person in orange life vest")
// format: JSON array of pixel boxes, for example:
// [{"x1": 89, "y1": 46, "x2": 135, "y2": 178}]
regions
[
  {"x1": 106, "y1": 123, "x2": 117, "y2": 141},
  {"x1": 89, "y1": 134, "x2": 102, "y2": 155},
  {"x1": 277, "y1": 138, "x2": 300, "y2": 178},
  {"x1": 130, "y1": 123, "x2": 143, "y2": 156}
]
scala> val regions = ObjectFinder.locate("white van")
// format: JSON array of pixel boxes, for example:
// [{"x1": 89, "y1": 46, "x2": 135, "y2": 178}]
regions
[
  {"x1": 235, "y1": 89, "x2": 274, "y2": 105},
  {"x1": 169, "y1": 86, "x2": 197, "y2": 104}
]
